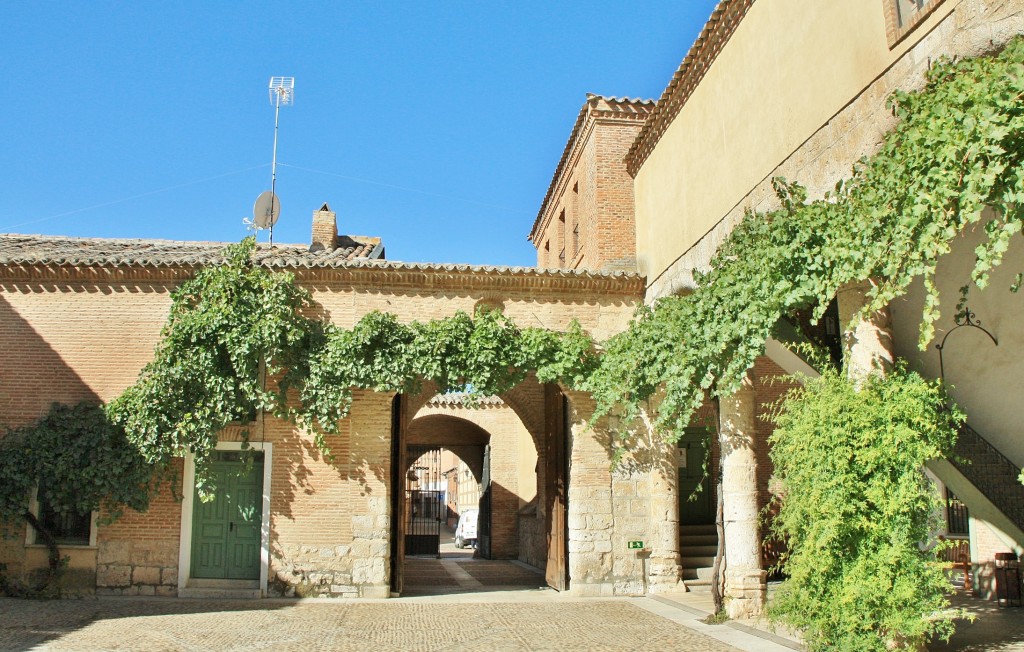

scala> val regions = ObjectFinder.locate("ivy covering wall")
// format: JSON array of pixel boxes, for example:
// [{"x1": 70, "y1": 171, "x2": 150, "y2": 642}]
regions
[{"x1": 0, "y1": 37, "x2": 1021, "y2": 628}]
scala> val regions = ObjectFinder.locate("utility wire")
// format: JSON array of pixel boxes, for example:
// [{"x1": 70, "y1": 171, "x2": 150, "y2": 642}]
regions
[
  {"x1": 0, "y1": 164, "x2": 269, "y2": 232},
  {"x1": 278, "y1": 162, "x2": 517, "y2": 212}
]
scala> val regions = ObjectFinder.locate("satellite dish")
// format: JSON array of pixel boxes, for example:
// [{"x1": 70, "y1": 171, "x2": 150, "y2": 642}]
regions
[{"x1": 252, "y1": 191, "x2": 281, "y2": 229}]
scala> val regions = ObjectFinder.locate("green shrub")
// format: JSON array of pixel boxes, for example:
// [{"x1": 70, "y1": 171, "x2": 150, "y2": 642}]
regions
[{"x1": 767, "y1": 367, "x2": 962, "y2": 651}]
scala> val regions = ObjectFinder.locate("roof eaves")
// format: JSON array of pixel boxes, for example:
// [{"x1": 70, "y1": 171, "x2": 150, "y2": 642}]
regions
[
  {"x1": 529, "y1": 95, "x2": 656, "y2": 244},
  {"x1": 624, "y1": 0, "x2": 753, "y2": 177}
]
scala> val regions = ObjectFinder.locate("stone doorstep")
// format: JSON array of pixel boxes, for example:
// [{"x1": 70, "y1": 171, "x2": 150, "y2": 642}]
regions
[{"x1": 179, "y1": 578, "x2": 261, "y2": 599}]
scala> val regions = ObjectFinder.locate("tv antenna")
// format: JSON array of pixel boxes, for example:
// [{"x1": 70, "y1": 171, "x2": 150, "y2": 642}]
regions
[{"x1": 246, "y1": 76, "x2": 294, "y2": 245}]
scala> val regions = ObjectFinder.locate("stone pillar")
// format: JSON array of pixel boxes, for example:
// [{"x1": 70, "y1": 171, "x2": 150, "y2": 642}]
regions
[
  {"x1": 564, "y1": 391, "x2": 615, "y2": 596},
  {"x1": 837, "y1": 280, "x2": 894, "y2": 384},
  {"x1": 647, "y1": 408, "x2": 682, "y2": 592},
  {"x1": 719, "y1": 373, "x2": 766, "y2": 618},
  {"x1": 348, "y1": 390, "x2": 393, "y2": 598}
]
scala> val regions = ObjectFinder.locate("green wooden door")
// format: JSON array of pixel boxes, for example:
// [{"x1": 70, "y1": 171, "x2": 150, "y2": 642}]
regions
[
  {"x1": 191, "y1": 452, "x2": 263, "y2": 580},
  {"x1": 678, "y1": 428, "x2": 714, "y2": 526}
]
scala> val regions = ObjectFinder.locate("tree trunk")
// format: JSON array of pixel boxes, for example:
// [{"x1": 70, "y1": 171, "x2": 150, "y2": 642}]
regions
[
  {"x1": 22, "y1": 511, "x2": 62, "y2": 594},
  {"x1": 711, "y1": 476, "x2": 725, "y2": 614}
]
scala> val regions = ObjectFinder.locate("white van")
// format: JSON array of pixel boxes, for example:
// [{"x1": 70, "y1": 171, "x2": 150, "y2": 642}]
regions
[{"x1": 454, "y1": 508, "x2": 479, "y2": 549}]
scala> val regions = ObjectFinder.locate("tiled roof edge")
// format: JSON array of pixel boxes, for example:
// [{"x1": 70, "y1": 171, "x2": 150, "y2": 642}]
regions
[
  {"x1": 625, "y1": 0, "x2": 754, "y2": 177},
  {"x1": 529, "y1": 95, "x2": 657, "y2": 243},
  {"x1": 0, "y1": 234, "x2": 645, "y2": 287}
]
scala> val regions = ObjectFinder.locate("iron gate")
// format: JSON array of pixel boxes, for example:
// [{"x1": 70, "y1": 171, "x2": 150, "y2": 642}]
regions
[{"x1": 405, "y1": 489, "x2": 444, "y2": 556}]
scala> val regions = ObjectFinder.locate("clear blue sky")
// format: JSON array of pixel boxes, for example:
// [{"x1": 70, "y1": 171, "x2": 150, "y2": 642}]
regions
[{"x1": 3, "y1": 1, "x2": 717, "y2": 267}]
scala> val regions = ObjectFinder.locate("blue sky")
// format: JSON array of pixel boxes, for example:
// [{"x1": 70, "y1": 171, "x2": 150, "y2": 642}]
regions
[{"x1": 3, "y1": 1, "x2": 717, "y2": 267}]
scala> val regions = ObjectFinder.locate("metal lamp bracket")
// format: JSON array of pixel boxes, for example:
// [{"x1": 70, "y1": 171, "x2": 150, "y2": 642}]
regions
[{"x1": 935, "y1": 306, "x2": 998, "y2": 383}]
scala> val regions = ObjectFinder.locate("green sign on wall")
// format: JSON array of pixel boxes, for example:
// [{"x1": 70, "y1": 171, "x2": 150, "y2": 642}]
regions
[{"x1": 627, "y1": 540, "x2": 644, "y2": 550}]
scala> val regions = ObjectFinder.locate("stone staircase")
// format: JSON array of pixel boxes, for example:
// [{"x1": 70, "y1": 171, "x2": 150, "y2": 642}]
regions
[
  {"x1": 679, "y1": 524, "x2": 718, "y2": 593},
  {"x1": 950, "y1": 423, "x2": 1024, "y2": 533}
]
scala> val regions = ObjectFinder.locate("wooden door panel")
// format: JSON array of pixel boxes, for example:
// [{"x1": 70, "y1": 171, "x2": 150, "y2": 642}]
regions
[
  {"x1": 191, "y1": 454, "x2": 263, "y2": 581},
  {"x1": 544, "y1": 385, "x2": 568, "y2": 591}
]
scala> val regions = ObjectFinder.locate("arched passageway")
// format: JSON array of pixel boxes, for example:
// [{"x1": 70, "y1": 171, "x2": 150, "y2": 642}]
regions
[{"x1": 391, "y1": 383, "x2": 569, "y2": 596}]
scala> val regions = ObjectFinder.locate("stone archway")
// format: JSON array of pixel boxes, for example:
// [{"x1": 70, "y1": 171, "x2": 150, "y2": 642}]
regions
[{"x1": 391, "y1": 380, "x2": 572, "y2": 596}]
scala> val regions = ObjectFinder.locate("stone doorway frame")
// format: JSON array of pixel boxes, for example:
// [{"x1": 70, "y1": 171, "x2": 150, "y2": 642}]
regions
[{"x1": 177, "y1": 441, "x2": 273, "y2": 596}]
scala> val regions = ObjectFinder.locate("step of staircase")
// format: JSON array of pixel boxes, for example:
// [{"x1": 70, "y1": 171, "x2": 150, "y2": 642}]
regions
[
  {"x1": 680, "y1": 545, "x2": 718, "y2": 557},
  {"x1": 179, "y1": 579, "x2": 261, "y2": 599},
  {"x1": 683, "y1": 577, "x2": 713, "y2": 593},
  {"x1": 679, "y1": 523, "x2": 718, "y2": 591},
  {"x1": 678, "y1": 534, "x2": 718, "y2": 546}
]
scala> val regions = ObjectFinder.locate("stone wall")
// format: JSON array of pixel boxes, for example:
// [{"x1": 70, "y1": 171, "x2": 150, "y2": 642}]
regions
[{"x1": 517, "y1": 503, "x2": 546, "y2": 570}]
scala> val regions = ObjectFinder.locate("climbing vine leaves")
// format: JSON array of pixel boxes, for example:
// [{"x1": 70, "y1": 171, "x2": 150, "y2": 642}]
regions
[
  {"x1": 767, "y1": 367, "x2": 963, "y2": 650},
  {"x1": 586, "y1": 36, "x2": 1024, "y2": 439},
  {"x1": 107, "y1": 238, "x2": 320, "y2": 494},
  {"x1": 102, "y1": 238, "x2": 595, "y2": 493},
  {"x1": 2, "y1": 39, "x2": 1022, "y2": 555}
]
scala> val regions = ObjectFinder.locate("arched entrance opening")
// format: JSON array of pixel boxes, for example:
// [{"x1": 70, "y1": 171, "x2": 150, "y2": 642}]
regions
[{"x1": 390, "y1": 381, "x2": 569, "y2": 596}]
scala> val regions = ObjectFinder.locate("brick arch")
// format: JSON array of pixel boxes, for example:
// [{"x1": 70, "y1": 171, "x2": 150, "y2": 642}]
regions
[
  {"x1": 403, "y1": 375, "x2": 552, "y2": 461},
  {"x1": 406, "y1": 414, "x2": 490, "y2": 483},
  {"x1": 496, "y1": 375, "x2": 547, "y2": 457},
  {"x1": 402, "y1": 381, "x2": 440, "y2": 418}
]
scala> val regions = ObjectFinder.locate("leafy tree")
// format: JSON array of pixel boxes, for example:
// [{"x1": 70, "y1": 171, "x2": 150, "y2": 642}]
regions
[
  {"x1": 767, "y1": 367, "x2": 962, "y2": 651},
  {"x1": 0, "y1": 403, "x2": 153, "y2": 595}
]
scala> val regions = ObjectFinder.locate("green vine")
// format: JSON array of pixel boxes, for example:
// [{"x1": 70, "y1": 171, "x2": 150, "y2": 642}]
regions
[
  {"x1": 0, "y1": 403, "x2": 154, "y2": 594},
  {"x1": 101, "y1": 237, "x2": 596, "y2": 492},
  {"x1": 299, "y1": 309, "x2": 595, "y2": 449},
  {"x1": 586, "y1": 36, "x2": 1024, "y2": 439},
  {"x1": 767, "y1": 366, "x2": 963, "y2": 650},
  {"x1": 107, "y1": 238, "x2": 320, "y2": 495}
]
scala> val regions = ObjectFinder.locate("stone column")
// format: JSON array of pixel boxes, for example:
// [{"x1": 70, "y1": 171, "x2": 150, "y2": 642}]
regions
[
  {"x1": 647, "y1": 405, "x2": 682, "y2": 592},
  {"x1": 347, "y1": 389, "x2": 393, "y2": 598},
  {"x1": 564, "y1": 391, "x2": 615, "y2": 596},
  {"x1": 719, "y1": 372, "x2": 766, "y2": 618},
  {"x1": 837, "y1": 280, "x2": 894, "y2": 383}
]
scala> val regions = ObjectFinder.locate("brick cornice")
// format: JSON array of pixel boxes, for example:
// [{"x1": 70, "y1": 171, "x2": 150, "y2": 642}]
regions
[
  {"x1": 530, "y1": 95, "x2": 656, "y2": 244},
  {"x1": 0, "y1": 260, "x2": 646, "y2": 299},
  {"x1": 625, "y1": 0, "x2": 754, "y2": 177}
]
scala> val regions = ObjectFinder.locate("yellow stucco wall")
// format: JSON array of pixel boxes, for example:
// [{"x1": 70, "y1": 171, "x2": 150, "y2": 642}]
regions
[{"x1": 633, "y1": 0, "x2": 954, "y2": 288}]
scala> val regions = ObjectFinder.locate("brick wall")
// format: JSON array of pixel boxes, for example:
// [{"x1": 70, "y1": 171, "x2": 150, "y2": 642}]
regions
[
  {"x1": 532, "y1": 97, "x2": 649, "y2": 273},
  {"x1": 0, "y1": 261, "x2": 640, "y2": 596}
]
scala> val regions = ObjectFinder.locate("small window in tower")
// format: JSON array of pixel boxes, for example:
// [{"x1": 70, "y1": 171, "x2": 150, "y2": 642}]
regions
[
  {"x1": 884, "y1": 0, "x2": 942, "y2": 46},
  {"x1": 572, "y1": 223, "x2": 580, "y2": 258}
]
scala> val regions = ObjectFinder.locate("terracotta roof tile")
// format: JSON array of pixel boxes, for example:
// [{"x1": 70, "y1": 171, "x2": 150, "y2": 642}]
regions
[
  {"x1": 0, "y1": 233, "x2": 644, "y2": 286},
  {"x1": 0, "y1": 233, "x2": 382, "y2": 269}
]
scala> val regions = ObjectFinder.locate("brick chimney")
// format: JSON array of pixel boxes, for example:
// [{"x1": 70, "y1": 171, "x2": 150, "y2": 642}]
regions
[{"x1": 311, "y1": 203, "x2": 337, "y2": 251}]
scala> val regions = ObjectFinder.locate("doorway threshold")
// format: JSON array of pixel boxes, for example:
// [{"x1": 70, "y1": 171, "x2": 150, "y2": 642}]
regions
[{"x1": 179, "y1": 578, "x2": 261, "y2": 599}]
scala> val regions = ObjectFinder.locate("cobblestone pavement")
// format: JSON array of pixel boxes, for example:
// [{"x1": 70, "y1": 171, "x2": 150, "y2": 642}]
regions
[
  {"x1": 0, "y1": 596, "x2": 748, "y2": 652},
  {"x1": 927, "y1": 593, "x2": 1024, "y2": 651},
  {"x1": 402, "y1": 557, "x2": 547, "y2": 596}
]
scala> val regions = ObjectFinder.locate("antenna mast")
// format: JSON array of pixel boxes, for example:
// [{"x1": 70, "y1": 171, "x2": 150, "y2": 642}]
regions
[{"x1": 265, "y1": 76, "x2": 294, "y2": 246}]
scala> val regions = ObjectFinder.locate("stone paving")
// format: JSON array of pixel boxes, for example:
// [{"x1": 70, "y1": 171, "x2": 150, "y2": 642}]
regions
[
  {"x1": 0, "y1": 595, "x2": 744, "y2": 652},
  {"x1": 402, "y1": 556, "x2": 547, "y2": 596},
  {"x1": 928, "y1": 593, "x2": 1024, "y2": 651},
  {"x1": 3, "y1": 555, "x2": 1020, "y2": 652}
]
